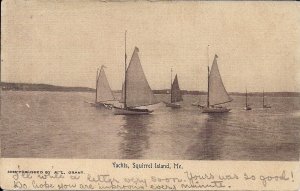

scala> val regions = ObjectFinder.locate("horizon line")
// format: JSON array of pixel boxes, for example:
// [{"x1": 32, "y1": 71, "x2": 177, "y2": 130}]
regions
[{"x1": 1, "y1": 81, "x2": 300, "y2": 94}]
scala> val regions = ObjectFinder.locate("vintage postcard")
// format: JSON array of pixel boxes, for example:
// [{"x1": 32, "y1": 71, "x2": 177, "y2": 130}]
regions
[{"x1": 0, "y1": 0, "x2": 299, "y2": 190}]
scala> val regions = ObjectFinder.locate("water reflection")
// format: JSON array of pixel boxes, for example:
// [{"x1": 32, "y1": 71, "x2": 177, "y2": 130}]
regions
[
  {"x1": 118, "y1": 115, "x2": 152, "y2": 159},
  {"x1": 187, "y1": 113, "x2": 230, "y2": 160}
]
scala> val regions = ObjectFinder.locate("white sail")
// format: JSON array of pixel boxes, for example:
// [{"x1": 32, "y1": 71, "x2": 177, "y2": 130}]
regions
[
  {"x1": 122, "y1": 47, "x2": 157, "y2": 107},
  {"x1": 96, "y1": 67, "x2": 115, "y2": 102},
  {"x1": 208, "y1": 55, "x2": 232, "y2": 106}
]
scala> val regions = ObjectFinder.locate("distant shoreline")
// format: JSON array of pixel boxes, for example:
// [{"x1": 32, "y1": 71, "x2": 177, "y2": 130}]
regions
[{"x1": 1, "y1": 82, "x2": 299, "y2": 97}]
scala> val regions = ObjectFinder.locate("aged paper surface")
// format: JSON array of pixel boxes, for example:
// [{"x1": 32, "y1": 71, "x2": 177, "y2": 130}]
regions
[
  {"x1": 1, "y1": 159, "x2": 299, "y2": 190},
  {"x1": 1, "y1": 0, "x2": 300, "y2": 190}
]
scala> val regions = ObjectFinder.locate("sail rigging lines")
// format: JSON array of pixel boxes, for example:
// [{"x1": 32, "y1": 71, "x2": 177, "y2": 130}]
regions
[
  {"x1": 120, "y1": 47, "x2": 158, "y2": 108},
  {"x1": 208, "y1": 54, "x2": 233, "y2": 106}
]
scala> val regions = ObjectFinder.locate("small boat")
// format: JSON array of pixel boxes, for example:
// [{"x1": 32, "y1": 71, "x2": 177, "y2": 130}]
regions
[
  {"x1": 164, "y1": 69, "x2": 183, "y2": 108},
  {"x1": 202, "y1": 52, "x2": 233, "y2": 113},
  {"x1": 262, "y1": 90, "x2": 271, "y2": 109},
  {"x1": 244, "y1": 89, "x2": 252, "y2": 110},
  {"x1": 113, "y1": 31, "x2": 158, "y2": 115},
  {"x1": 89, "y1": 65, "x2": 115, "y2": 109}
]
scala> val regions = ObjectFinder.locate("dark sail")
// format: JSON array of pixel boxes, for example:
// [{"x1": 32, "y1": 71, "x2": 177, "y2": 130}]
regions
[{"x1": 171, "y1": 74, "x2": 183, "y2": 103}]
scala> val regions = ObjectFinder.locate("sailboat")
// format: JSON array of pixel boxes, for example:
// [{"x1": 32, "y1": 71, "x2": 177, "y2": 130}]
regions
[
  {"x1": 262, "y1": 90, "x2": 271, "y2": 108},
  {"x1": 113, "y1": 32, "x2": 158, "y2": 115},
  {"x1": 164, "y1": 69, "x2": 183, "y2": 108},
  {"x1": 202, "y1": 54, "x2": 233, "y2": 113},
  {"x1": 89, "y1": 65, "x2": 115, "y2": 109},
  {"x1": 244, "y1": 89, "x2": 252, "y2": 110}
]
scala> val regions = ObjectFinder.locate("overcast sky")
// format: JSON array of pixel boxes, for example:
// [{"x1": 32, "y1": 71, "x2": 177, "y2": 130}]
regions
[{"x1": 2, "y1": 0, "x2": 300, "y2": 92}]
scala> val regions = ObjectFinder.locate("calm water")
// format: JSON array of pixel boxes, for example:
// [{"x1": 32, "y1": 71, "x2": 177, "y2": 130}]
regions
[{"x1": 1, "y1": 91, "x2": 299, "y2": 160}]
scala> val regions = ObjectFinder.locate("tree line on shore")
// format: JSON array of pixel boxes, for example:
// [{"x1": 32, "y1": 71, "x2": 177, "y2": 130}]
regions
[{"x1": 1, "y1": 82, "x2": 299, "y2": 97}]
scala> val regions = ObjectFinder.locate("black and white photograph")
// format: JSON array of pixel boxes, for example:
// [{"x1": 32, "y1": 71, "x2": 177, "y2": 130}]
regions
[{"x1": 1, "y1": 0, "x2": 299, "y2": 162}]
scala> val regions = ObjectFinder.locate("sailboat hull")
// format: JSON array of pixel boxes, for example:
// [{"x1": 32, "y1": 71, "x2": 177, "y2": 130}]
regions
[
  {"x1": 164, "y1": 101, "x2": 181, "y2": 108},
  {"x1": 202, "y1": 107, "x2": 231, "y2": 113},
  {"x1": 113, "y1": 107, "x2": 153, "y2": 115}
]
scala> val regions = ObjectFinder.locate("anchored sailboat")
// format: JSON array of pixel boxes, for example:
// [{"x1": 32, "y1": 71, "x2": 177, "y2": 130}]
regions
[
  {"x1": 113, "y1": 32, "x2": 158, "y2": 115},
  {"x1": 164, "y1": 69, "x2": 183, "y2": 108},
  {"x1": 262, "y1": 90, "x2": 271, "y2": 108},
  {"x1": 87, "y1": 65, "x2": 115, "y2": 109},
  {"x1": 244, "y1": 89, "x2": 252, "y2": 110},
  {"x1": 202, "y1": 54, "x2": 233, "y2": 113}
]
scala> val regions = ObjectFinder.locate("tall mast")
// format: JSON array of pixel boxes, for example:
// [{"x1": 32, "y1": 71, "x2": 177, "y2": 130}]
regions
[
  {"x1": 207, "y1": 45, "x2": 210, "y2": 107},
  {"x1": 262, "y1": 90, "x2": 264, "y2": 107},
  {"x1": 170, "y1": 68, "x2": 173, "y2": 103},
  {"x1": 124, "y1": 30, "x2": 127, "y2": 108},
  {"x1": 0, "y1": 49, "x2": 1, "y2": 117},
  {"x1": 245, "y1": 88, "x2": 248, "y2": 107},
  {"x1": 95, "y1": 68, "x2": 99, "y2": 103}
]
